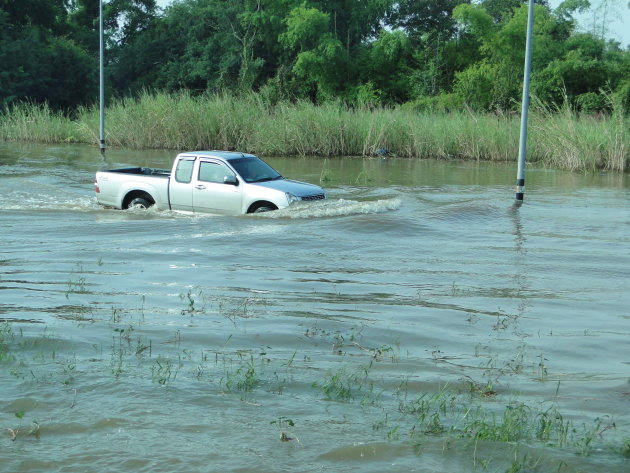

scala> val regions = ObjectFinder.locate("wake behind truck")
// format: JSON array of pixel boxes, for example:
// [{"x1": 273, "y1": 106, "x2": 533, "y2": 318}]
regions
[{"x1": 94, "y1": 150, "x2": 326, "y2": 215}]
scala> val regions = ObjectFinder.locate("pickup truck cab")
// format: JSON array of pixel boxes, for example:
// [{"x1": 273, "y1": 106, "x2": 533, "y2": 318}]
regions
[{"x1": 95, "y1": 150, "x2": 325, "y2": 214}]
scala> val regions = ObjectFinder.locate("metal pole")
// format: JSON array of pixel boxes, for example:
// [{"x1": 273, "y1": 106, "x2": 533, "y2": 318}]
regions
[
  {"x1": 515, "y1": 0, "x2": 534, "y2": 202},
  {"x1": 99, "y1": 0, "x2": 106, "y2": 155}
]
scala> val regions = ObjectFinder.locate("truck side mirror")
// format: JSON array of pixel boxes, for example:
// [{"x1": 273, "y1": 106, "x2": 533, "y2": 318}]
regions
[{"x1": 223, "y1": 175, "x2": 238, "y2": 186}]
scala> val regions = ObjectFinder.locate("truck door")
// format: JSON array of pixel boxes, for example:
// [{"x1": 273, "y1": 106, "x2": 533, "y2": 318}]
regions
[
  {"x1": 169, "y1": 156, "x2": 195, "y2": 211},
  {"x1": 192, "y1": 160, "x2": 242, "y2": 214}
]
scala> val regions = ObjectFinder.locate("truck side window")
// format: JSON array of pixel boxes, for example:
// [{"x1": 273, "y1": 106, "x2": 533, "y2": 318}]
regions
[
  {"x1": 175, "y1": 159, "x2": 195, "y2": 183},
  {"x1": 198, "y1": 161, "x2": 235, "y2": 184}
]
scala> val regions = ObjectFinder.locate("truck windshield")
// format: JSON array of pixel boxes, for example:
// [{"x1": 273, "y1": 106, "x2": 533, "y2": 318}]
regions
[{"x1": 228, "y1": 157, "x2": 282, "y2": 183}]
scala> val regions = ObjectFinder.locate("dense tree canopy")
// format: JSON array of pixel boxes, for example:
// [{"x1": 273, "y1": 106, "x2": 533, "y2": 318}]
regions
[{"x1": 0, "y1": 0, "x2": 628, "y2": 112}]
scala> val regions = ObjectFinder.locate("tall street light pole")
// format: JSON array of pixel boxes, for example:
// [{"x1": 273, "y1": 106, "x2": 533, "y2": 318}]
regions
[
  {"x1": 99, "y1": 0, "x2": 106, "y2": 155},
  {"x1": 515, "y1": 0, "x2": 534, "y2": 203}
]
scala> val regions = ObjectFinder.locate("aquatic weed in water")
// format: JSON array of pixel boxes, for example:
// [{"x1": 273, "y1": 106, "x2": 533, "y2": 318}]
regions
[
  {"x1": 7, "y1": 411, "x2": 40, "y2": 441},
  {"x1": 224, "y1": 354, "x2": 257, "y2": 392}
]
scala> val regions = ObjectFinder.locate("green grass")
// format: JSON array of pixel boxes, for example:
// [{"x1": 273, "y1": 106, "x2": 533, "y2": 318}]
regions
[{"x1": 1, "y1": 91, "x2": 627, "y2": 171}]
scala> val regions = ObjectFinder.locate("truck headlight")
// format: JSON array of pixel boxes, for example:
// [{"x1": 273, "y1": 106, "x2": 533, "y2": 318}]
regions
[{"x1": 286, "y1": 192, "x2": 301, "y2": 204}]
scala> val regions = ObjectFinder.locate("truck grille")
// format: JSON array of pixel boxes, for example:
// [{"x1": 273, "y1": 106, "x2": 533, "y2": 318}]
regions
[{"x1": 301, "y1": 194, "x2": 325, "y2": 201}]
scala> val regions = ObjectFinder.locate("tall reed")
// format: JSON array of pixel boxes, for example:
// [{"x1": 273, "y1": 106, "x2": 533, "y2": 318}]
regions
[
  {"x1": 1, "y1": 91, "x2": 627, "y2": 172},
  {"x1": 0, "y1": 102, "x2": 83, "y2": 143},
  {"x1": 530, "y1": 97, "x2": 629, "y2": 172}
]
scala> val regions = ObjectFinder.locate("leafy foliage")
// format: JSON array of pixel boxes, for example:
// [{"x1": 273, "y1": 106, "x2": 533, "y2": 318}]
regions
[{"x1": 0, "y1": 0, "x2": 629, "y2": 113}]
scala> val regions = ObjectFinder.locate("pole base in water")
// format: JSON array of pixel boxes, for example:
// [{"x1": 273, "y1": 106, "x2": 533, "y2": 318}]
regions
[{"x1": 515, "y1": 179, "x2": 525, "y2": 201}]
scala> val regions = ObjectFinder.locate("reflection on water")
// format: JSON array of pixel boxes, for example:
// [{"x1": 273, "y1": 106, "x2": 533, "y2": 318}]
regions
[{"x1": 1, "y1": 143, "x2": 629, "y2": 473}]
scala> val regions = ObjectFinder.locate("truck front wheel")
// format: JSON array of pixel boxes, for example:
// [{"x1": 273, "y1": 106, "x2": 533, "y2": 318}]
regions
[{"x1": 128, "y1": 197, "x2": 153, "y2": 209}]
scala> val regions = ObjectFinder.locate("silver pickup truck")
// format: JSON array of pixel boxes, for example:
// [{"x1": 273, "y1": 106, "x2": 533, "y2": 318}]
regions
[{"x1": 94, "y1": 150, "x2": 326, "y2": 214}]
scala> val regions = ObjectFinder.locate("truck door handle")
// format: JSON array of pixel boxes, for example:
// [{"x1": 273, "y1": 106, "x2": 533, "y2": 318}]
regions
[{"x1": 194, "y1": 185, "x2": 206, "y2": 190}]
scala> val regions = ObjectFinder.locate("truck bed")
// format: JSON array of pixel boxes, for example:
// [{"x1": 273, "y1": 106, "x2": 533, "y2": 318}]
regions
[
  {"x1": 105, "y1": 167, "x2": 171, "y2": 178},
  {"x1": 95, "y1": 167, "x2": 171, "y2": 210}
]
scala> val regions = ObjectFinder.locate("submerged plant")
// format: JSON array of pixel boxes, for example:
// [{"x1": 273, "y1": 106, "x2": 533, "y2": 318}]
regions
[
  {"x1": 180, "y1": 288, "x2": 198, "y2": 315},
  {"x1": 151, "y1": 357, "x2": 178, "y2": 385},
  {"x1": 318, "y1": 365, "x2": 375, "y2": 402},
  {"x1": 64, "y1": 263, "x2": 89, "y2": 298},
  {"x1": 320, "y1": 368, "x2": 354, "y2": 401},
  {"x1": 7, "y1": 411, "x2": 40, "y2": 441},
  {"x1": 224, "y1": 354, "x2": 258, "y2": 392},
  {"x1": 271, "y1": 416, "x2": 297, "y2": 442},
  {"x1": 65, "y1": 275, "x2": 87, "y2": 298},
  {"x1": 504, "y1": 453, "x2": 541, "y2": 473},
  {"x1": 0, "y1": 322, "x2": 14, "y2": 361},
  {"x1": 319, "y1": 159, "x2": 334, "y2": 183}
]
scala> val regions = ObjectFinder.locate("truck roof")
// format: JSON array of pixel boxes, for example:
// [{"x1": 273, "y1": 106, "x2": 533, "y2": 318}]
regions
[{"x1": 181, "y1": 150, "x2": 258, "y2": 161}]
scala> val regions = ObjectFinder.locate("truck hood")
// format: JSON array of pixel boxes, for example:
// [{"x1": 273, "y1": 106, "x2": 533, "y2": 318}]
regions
[{"x1": 252, "y1": 178, "x2": 324, "y2": 197}]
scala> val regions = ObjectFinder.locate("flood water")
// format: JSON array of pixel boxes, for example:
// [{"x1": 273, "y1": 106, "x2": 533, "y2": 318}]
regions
[{"x1": 1, "y1": 142, "x2": 628, "y2": 473}]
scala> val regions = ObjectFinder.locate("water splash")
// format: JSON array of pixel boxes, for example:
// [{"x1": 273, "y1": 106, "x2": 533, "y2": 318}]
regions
[
  {"x1": 0, "y1": 183, "x2": 99, "y2": 212},
  {"x1": 258, "y1": 198, "x2": 402, "y2": 219}
]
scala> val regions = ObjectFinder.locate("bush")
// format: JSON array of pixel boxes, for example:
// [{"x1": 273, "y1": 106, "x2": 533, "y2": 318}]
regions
[
  {"x1": 401, "y1": 93, "x2": 463, "y2": 113},
  {"x1": 575, "y1": 92, "x2": 609, "y2": 114},
  {"x1": 613, "y1": 81, "x2": 630, "y2": 116},
  {"x1": 453, "y1": 62, "x2": 497, "y2": 111}
]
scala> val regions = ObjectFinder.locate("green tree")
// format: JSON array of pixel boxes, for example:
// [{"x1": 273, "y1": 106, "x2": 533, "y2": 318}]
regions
[
  {"x1": 0, "y1": 0, "x2": 69, "y2": 32},
  {"x1": 110, "y1": 0, "x2": 238, "y2": 94},
  {"x1": 237, "y1": 0, "x2": 296, "y2": 83},
  {"x1": 318, "y1": 0, "x2": 393, "y2": 50},
  {"x1": 352, "y1": 30, "x2": 415, "y2": 104},
  {"x1": 3, "y1": 0, "x2": 625, "y2": 111},
  {"x1": 533, "y1": 34, "x2": 627, "y2": 111},
  {"x1": 452, "y1": 2, "x2": 560, "y2": 109},
  {"x1": 0, "y1": 0, "x2": 96, "y2": 109},
  {"x1": 388, "y1": 1, "x2": 471, "y2": 98},
  {"x1": 391, "y1": 0, "x2": 467, "y2": 39},
  {"x1": 279, "y1": 4, "x2": 347, "y2": 100}
]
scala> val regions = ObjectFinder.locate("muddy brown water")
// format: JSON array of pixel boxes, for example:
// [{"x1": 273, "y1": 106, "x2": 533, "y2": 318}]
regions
[{"x1": 1, "y1": 142, "x2": 628, "y2": 472}]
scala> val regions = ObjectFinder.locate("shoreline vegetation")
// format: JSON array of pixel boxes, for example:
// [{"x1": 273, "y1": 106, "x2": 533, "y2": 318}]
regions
[{"x1": 0, "y1": 91, "x2": 627, "y2": 172}]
